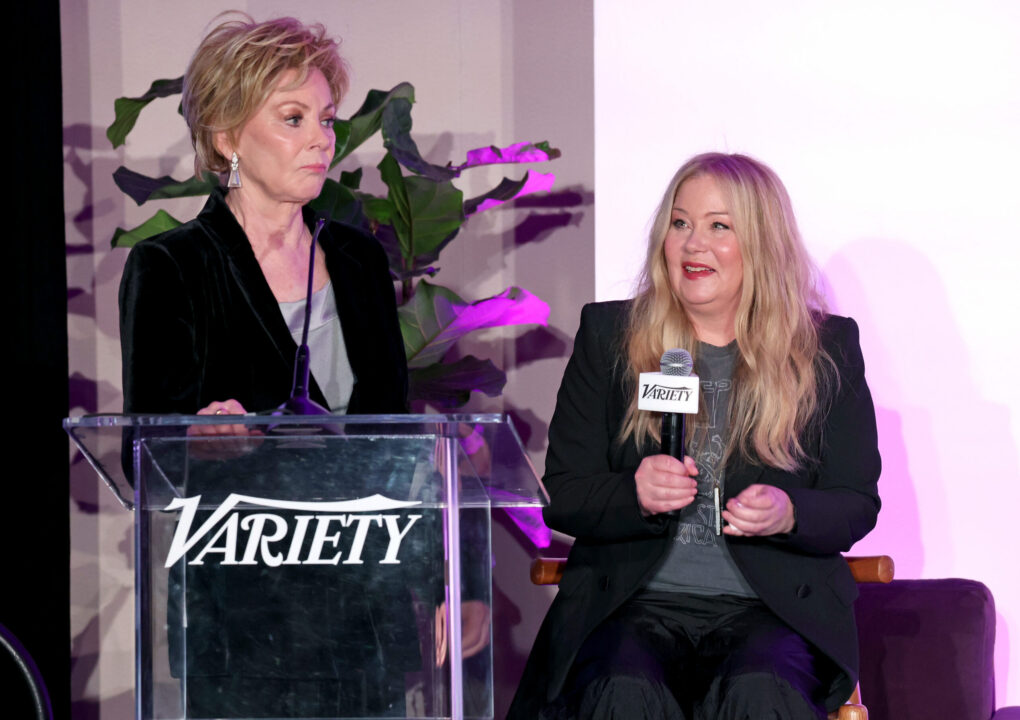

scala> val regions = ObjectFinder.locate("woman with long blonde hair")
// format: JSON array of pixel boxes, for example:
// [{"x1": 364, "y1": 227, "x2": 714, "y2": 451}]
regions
[{"x1": 511, "y1": 153, "x2": 881, "y2": 719}]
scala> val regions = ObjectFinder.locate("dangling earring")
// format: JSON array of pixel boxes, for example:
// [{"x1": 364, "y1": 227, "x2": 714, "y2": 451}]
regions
[{"x1": 227, "y1": 152, "x2": 242, "y2": 188}]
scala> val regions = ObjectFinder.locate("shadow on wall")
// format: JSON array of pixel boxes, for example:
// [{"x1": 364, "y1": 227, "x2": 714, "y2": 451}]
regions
[
  {"x1": 822, "y1": 238, "x2": 1019, "y2": 579},
  {"x1": 822, "y1": 240, "x2": 927, "y2": 576},
  {"x1": 69, "y1": 583, "x2": 133, "y2": 720},
  {"x1": 499, "y1": 185, "x2": 591, "y2": 449},
  {"x1": 506, "y1": 324, "x2": 571, "y2": 452},
  {"x1": 511, "y1": 186, "x2": 592, "y2": 247}
]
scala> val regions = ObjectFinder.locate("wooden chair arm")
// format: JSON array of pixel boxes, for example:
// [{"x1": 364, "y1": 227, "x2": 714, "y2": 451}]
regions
[
  {"x1": 530, "y1": 558, "x2": 566, "y2": 585},
  {"x1": 831, "y1": 702, "x2": 868, "y2": 720},
  {"x1": 845, "y1": 555, "x2": 895, "y2": 584},
  {"x1": 532, "y1": 555, "x2": 894, "y2": 586}
]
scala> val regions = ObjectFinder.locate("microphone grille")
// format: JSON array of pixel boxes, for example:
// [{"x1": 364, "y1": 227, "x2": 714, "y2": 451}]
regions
[{"x1": 660, "y1": 348, "x2": 693, "y2": 376}]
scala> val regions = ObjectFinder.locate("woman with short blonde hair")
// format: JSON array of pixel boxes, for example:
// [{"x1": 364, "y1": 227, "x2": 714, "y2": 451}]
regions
[
  {"x1": 119, "y1": 15, "x2": 408, "y2": 717},
  {"x1": 122, "y1": 12, "x2": 405, "y2": 419},
  {"x1": 182, "y1": 13, "x2": 350, "y2": 177}
]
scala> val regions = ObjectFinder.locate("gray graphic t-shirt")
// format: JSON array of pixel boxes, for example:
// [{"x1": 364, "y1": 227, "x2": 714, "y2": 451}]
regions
[{"x1": 645, "y1": 340, "x2": 756, "y2": 597}]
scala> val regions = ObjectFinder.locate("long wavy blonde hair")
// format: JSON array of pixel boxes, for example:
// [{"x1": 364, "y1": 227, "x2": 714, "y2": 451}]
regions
[{"x1": 620, "y1": 153, "x2": 833, "y2": 471}]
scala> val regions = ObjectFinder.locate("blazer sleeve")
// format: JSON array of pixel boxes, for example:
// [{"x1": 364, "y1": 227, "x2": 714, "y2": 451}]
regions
[
  {"x1": 542, "y1": 303, "x2": 670, "y2": 542},
  {"x1": 775, "y1": 316, "x2": 882, "y2": 555},
  {"x1": 354, "y1": 233, "x2": 408, "y2": 413},
  {"x1": 119, "y1": 241, "x2": 203, "y2": 414}
]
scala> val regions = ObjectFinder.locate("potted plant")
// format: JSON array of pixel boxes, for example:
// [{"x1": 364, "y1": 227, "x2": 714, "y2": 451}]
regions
[{"x1": 108, "y1": 79, "x2": 560, "y2": 409}]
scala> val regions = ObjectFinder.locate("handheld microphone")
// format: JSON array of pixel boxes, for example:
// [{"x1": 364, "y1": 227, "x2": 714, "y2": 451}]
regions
[{"x1": 637, "y1": 348, "x2": 698, "y2": 460}]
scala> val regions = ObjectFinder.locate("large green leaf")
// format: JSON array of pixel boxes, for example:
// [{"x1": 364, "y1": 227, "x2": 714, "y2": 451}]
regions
[
  {"x1": 398, "y1": 280, "x2": 549, "y2": 368},
  {"x1": 307, "y1": 178, "x2": 368, "y2": 228},
  {"x1": 378, "y1": 153, "x2": 412, "y2": 257},
  {"x1": 107, "y1": 76, "x2": 184, "y2": 148},
  {"x1": 111, "y1": 209, "x2": 183, "y2": 248},
  {"x1": 381, "y1": 98, "x2": 457, "y2": 181},
  {"x1": 332, "y1": 121, "x2": 353, "y2": 166},
  {"x1": 114, "y1": 167, "x2": 218, "y2": 206},
  {"x1": 403, "y1": 175, "x2": 464, "y2": 259},
  {"x1": 332, "y1": 82, "x2": 415, "y2": 166},
  {"x1": 339, "y1": 168, "x2": 362, "y2": 189},
  {"x1": 361, "y1": 194, "x2": 396, "y2": 226},
  {"x1": 378, "y1": 153, "x2": 463, "y2": 267},
  {"x1": 408, "y1": 356, "x2": 506, "y2": 409}
]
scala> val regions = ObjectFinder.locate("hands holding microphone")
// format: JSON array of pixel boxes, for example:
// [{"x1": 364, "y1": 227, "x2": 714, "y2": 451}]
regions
[{"x1": 636, "y1": 349, "x2": 795, "y2": 537}]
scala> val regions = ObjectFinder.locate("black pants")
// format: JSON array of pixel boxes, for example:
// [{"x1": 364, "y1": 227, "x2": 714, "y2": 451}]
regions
[{"x1": 545, "y1": 592, "x2": 828, "y2": 720}]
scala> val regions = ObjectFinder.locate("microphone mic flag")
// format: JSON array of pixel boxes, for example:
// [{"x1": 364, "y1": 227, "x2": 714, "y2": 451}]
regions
[{"x1": 637, "y1": 349, "x2": 698, "y2": 460}]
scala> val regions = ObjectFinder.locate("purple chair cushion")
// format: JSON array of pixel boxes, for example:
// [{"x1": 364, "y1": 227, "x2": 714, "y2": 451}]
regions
[{"x1": 854, "y1": 578, "x2": 996, "y2": 720}]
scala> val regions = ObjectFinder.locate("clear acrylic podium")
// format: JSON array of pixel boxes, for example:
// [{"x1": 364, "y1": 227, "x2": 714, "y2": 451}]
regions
[{"x1": 65, "y1": 413, "x2": 548, "y2": 720}]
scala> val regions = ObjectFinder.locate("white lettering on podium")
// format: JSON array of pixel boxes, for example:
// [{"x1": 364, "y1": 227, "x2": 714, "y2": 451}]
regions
[
  {"x1": 191, "y1": 513, "x2": 240, "y2": 565},
  {"x1": 239, "y1": 513, "x2": 288, "y2": 565},
  {"x1": 305, "y1": 514, "x2": 345, "y2": 565},
  {"x1": 382, "y1": 515, "x2": 421, "y2": 564},
  {"x1": 163, "y1": 494, "x2": 423, "y2": 568},
  {"x1": 341, "y1": 514, "x2": 382, "y2": 565}
]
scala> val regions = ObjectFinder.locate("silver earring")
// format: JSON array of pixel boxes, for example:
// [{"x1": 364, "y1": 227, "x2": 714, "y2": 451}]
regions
[{"x1": 228, "y1": 152, "x2": 242, "y2": 188}]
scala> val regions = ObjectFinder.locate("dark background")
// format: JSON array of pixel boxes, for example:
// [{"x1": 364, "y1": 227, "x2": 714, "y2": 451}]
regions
[{"x1": 5, "y1": 1, "x2": 70, "y2": 716}]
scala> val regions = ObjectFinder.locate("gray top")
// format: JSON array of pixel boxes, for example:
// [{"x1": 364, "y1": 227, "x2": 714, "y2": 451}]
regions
[
  {"x1": 278, "y1": 281, "x2": 355, "y2": 413},
  {"x1": 645, "y1": 340, "x2": 756, "y2": 597}
]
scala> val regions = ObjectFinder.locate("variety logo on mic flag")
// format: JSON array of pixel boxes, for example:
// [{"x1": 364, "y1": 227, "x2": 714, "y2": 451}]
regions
[
  {"x1": 163, "y1": 493, "x2": 423, "y2": 568},
  {"x1": 637, "y1": 372, "x2": 700, "y2": 413}
]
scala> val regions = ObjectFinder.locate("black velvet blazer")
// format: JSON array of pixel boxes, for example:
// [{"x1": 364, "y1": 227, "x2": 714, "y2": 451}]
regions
[
  {"x1": 119, "y1": 187, "x2": 407, "y2": 415},
  {"x1": 509, "y1": 300, "x2": 881, "y2": 717}
]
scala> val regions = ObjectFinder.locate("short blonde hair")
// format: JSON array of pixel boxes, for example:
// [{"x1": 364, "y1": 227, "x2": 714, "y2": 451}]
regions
[
  {"x1": 622, "y1": 153, "x2": 831, "y2": 471},
  {"x1": 182, "y1": 13, "x2": 349, "y2": 178}
]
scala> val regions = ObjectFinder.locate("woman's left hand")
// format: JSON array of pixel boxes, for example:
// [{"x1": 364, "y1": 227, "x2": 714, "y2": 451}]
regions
[
  {"x1": 186, "y1": 398, "x2": 263, "y2": 458},
  {"x1": 722, "y1": 484, "x2": 795, "y2": 537},
  {"x1": 193, "y1": 398, "x2": 250, "y2": 436}
]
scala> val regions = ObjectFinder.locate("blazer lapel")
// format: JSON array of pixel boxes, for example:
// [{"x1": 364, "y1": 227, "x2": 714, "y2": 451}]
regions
[
  {"x1": 202, "y1": 189, "x2": 330, "y2": 408},
  {"x1": 317, "y1": 220, "x2": 369, "y2": 401}
]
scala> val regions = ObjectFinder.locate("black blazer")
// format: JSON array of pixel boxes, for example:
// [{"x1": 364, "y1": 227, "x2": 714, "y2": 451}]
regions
[
  {"x1": 117, "y1": 189, "x2": 414, "y2": 716},
  {"x1": 510, "y1": 300, "x2": 881, "y2": 716},
  {"x1": 119, "y1": 187, "x2": 407, "y2": 415}
]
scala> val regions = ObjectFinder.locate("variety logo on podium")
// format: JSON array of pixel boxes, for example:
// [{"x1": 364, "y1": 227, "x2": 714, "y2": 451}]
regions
[{"x1": 163, "y1": 493, "x2": 423, "y2": 568}]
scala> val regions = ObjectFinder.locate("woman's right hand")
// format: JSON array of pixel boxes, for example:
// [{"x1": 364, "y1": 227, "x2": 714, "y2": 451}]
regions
[{"x1": 635, "y1": 454, "x2": 699, "y2": 516}]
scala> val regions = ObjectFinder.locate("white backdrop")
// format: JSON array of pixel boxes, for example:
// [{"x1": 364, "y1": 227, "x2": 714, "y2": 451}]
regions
[
  {"x1": 64, "y1": 0, "x2": 1019, "y2": 710},
  {"x1": 594, "y1": 0, "x2": 1020, "y2": 705}
]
